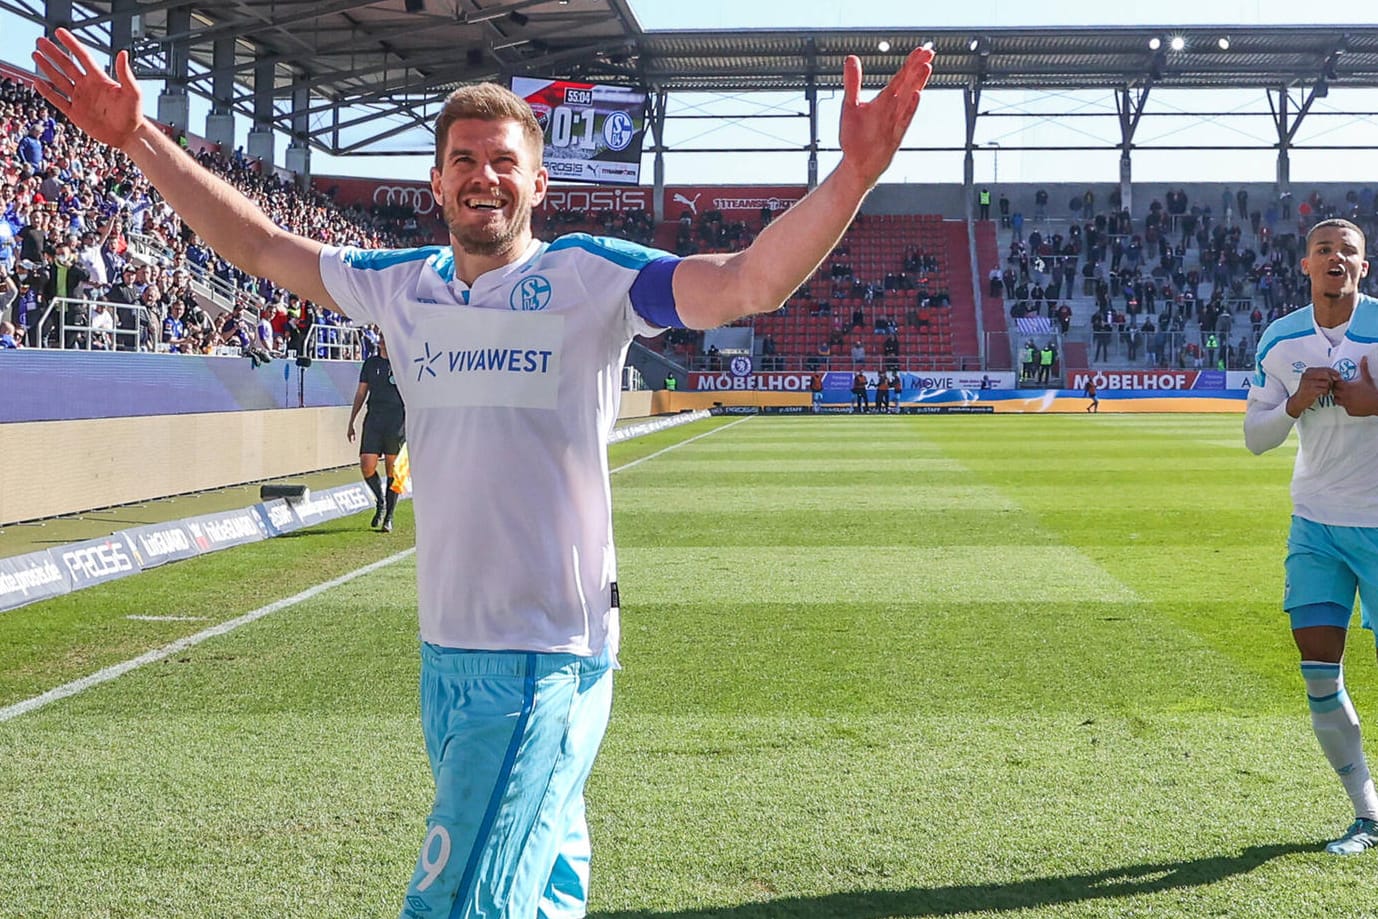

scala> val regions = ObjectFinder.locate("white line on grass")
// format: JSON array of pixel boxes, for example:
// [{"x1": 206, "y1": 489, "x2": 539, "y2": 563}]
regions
[
  {"x1": 610, "y1": 416, "x2": 751, "y2": 475},
  {"x1": 126, "y1": 615, "x2": 210, "y2": 622},
  {"x1": 0, "y1": 548, "x2": 415, "y2": 724},
  {"x1": 2, "y1": 416, "x2": 741, "y2": 724}
]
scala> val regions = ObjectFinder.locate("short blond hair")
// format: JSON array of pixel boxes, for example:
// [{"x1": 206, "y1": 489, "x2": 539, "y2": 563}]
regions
[{"x1": 433, "y1": 83, "x2": 543, "y2": 169}]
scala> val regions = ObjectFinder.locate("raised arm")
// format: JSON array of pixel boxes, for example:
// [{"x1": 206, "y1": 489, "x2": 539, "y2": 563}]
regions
[
  {"x1": 32, "y1": 29, "x2": 340, "y2": 314},
  {"x1": 671, "y1": 47, "x2": 934, "y2": 330}
]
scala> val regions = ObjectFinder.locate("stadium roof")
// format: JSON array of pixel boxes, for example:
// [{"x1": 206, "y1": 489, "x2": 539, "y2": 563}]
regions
[{"x1": 10, "y1": 0, "x2": 1378, "y2": 155}]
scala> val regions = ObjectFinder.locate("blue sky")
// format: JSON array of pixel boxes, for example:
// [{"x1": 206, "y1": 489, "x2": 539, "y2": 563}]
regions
[{"x1": 4, "y1": 1, "x2": 1378, "y2": 186}]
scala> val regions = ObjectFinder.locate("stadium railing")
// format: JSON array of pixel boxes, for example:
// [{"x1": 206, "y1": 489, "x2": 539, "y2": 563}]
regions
[
  {"x1": 30, "y1": 297, "x2": 152, "y2": 352},
  {"x1": 127, "y1": 232, "x2": 237, "y2": 315},
  {"x1": 302, "y1": 325, "x2": 363, "y2": 361}
]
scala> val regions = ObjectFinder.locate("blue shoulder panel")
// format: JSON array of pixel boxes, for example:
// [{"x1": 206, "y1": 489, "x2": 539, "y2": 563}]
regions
[
  {"x1": 546, "y1": 233, "x2": 669, "y2": 271},
  {"x1": 342, "y1": 246, "x2": 447, "y2": 272},
  {"x1": 1255, "y1": 307, "x2": 1314, "y2": 366},
  {"x1": 1347, "y1": 295, "x2": 1378, "y2": 343}
]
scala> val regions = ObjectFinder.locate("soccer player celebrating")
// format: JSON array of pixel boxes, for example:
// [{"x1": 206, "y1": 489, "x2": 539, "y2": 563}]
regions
[
  {"x1": 1246, "y1": 218, "x2": 1378, "y2": 855},
  {"x1": 32, "y1": 27, "x2": 933, "y2": 915}
]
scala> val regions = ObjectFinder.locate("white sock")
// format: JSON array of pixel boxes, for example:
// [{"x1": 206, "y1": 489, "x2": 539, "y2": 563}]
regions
[{"x1": 1303, "y1": 661, "x2": 1378, "y2": 821}]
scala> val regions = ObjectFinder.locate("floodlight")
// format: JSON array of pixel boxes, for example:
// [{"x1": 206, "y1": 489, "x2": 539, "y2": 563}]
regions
[
  {"x1": 1148, "y1": 36, "x2": 1161, "y2": 51},
  {"x1": 878, "y1": 40, "x2": 891, "y2": 53},
  {"x1": 1216, "y1": 36, "x2": 1230, "y2": 50},
  {"x1": 1170, "y1": 36, "x2": 1185, "y2": 51}
]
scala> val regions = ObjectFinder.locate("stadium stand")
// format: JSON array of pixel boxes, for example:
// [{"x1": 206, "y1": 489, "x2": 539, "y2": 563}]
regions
[
  {"x1": 0, "y1": 74, "x2": 423, "y2": 359},
  {"x1": 8, "y1": 56, "x2": 1378, "y2": 385},
  {"x1": 641, "y1": 213, "x2": 970, "y2": 372},
  {"x1": 986, "y1": 184, "x2": 1378, "y2": 382}
]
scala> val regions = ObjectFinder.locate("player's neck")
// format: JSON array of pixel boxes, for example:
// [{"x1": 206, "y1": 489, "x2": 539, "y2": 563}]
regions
[
  {"x1": 1314, "y1": 293, "x2": 1359, "y2": 328},
  {"x1": 451, "y1": 233, "x2": 534, "y2": 287}
]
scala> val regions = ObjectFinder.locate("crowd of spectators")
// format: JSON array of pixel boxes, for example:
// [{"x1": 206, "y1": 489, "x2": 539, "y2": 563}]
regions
[
  {"x1": 541, "y1": 204, "x2": 655, "y2": 247},
  {"x1": 993, "y1": 183, "x2": 1378, "y2": 370},
  {"x1": 0, "y1": 74, "x2": 414, "y2": 357}
]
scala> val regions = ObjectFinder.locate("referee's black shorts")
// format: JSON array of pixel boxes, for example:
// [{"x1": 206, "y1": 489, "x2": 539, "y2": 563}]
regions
[{"x1": 360, "y1": 411, "x2": 405, "y2": 456}]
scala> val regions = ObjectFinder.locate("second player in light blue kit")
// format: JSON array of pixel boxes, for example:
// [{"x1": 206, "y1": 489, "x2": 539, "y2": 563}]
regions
[{"x1": 1247, "y1": 217, "x2": 1378, "y2": 856}]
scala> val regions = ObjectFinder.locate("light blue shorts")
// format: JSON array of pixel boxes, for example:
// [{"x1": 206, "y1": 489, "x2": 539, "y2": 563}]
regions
[
  {"x1": 1284, "y1": 516, "x2": 1378, "y2": 632},
  {"x1": 399, "y1": 644, "x2": 615, "y2": 919}
]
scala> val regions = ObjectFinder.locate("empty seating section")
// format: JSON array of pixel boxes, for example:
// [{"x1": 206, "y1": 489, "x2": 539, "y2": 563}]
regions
[{"x1": 737, "y1": 214, "x2": 959, "y2": 369}]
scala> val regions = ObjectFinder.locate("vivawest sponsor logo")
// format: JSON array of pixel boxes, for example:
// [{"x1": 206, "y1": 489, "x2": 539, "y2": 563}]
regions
[{"x1": 414, "y1": 340, "x2": 556, "y2": 382}]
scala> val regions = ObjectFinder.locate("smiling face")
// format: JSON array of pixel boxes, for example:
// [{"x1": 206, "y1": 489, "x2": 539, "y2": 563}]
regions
[
  {"x1": 1302, "y1": 221, "x2": 1369, "y2": 310},
  {"x1": 431, "y1": 118, "x2": 546, "y2": 264}
]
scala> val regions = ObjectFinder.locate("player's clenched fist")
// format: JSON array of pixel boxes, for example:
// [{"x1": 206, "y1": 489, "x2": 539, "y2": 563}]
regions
[{"x1": 1287, "y1": 366, "x2": 1341, "y2": 417}]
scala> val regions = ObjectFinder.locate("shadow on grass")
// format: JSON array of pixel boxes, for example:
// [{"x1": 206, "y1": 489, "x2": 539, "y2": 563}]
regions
[
  {"x1": 589, "y1": 843, "x2": 1312, "y2": 918},
  {"x1": 274, "y1": 525, "x2": 368, "y2": 538}
]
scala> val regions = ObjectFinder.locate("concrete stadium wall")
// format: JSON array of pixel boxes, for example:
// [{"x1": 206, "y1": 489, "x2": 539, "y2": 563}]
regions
[
  {"x1": 0, "y1": 407, "x2": 357, "y2": 524},
  {"x1": 651, "y1": 391, "x2": 809, "y2": 413},
  {"x1": 619, "y1": 391, "x2": 653, "y2": 419}
]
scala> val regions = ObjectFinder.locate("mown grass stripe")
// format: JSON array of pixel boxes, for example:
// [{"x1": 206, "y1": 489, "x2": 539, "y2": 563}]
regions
[
  {"x1": 0, "y1": 549, "x2": 417, "y2": 724},
  {"x1": 0, "y1": 417, "x2": 738, "y2": 725}
]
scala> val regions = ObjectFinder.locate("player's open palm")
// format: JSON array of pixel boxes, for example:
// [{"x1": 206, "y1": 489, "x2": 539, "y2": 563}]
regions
[
  {"x1": 33, "y1": 28, "x2": 143, "y2": 150},
  {"x1": 839, "y1": 46, "x2": 934, "y2": 189}
]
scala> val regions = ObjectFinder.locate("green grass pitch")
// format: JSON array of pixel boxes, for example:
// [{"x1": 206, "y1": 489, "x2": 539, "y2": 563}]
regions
[{"x1": 2, "y1": 413, "x2": 1376, "y2": 918}]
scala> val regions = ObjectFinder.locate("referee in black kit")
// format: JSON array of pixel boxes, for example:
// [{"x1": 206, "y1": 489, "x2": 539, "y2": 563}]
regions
[{"x1": 347, "y1": 333, "x2": 406, "y2": 532}]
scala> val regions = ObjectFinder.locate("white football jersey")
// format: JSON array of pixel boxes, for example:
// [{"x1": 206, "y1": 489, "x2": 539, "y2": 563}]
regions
[
  {"x1": 1248, "y1": 295, "x2": 1378, "y2": 526},
  {"x1": 320, "y1": 234, "x2": 679, "y2": 654}
]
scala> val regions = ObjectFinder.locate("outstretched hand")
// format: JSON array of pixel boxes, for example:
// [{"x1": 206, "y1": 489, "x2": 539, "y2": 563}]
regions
[
  {"x1": 838, "y1": 46, "x2": 935, "y2": 189},
  {"x1": 32, "y1": 28, "x2": 144, "y2": 150}
]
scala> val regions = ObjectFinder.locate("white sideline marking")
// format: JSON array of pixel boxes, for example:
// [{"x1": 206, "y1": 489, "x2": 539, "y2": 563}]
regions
[
  {"x1": 0, "y1": 549, "x2": 415, "y2": 724},
  {"x1": 610, "y1": 416, "x2": 751, "y2": 475},
  {"x1": 126, "y1": 615, "x2": 210, "y2": 622},
  {"x1": 1, "y1": 417, "x2": 738, "y2": 724}
]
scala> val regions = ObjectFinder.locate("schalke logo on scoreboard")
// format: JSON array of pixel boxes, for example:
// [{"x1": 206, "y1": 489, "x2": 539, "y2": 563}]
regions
[
  {"x1": 511, "y1": 275, "x2": 553, "y2": 311},
  {"x1": 602, "y1": 110, "x2": 635, "y2": 151},
  {"x1": 729, "y1": 355, "x2": 753, "y2": 377}
]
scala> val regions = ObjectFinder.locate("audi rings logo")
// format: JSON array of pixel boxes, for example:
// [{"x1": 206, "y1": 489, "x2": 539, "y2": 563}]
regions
[{"x1": 373, "y1": 185, "x2": 437, "y2": 216}]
